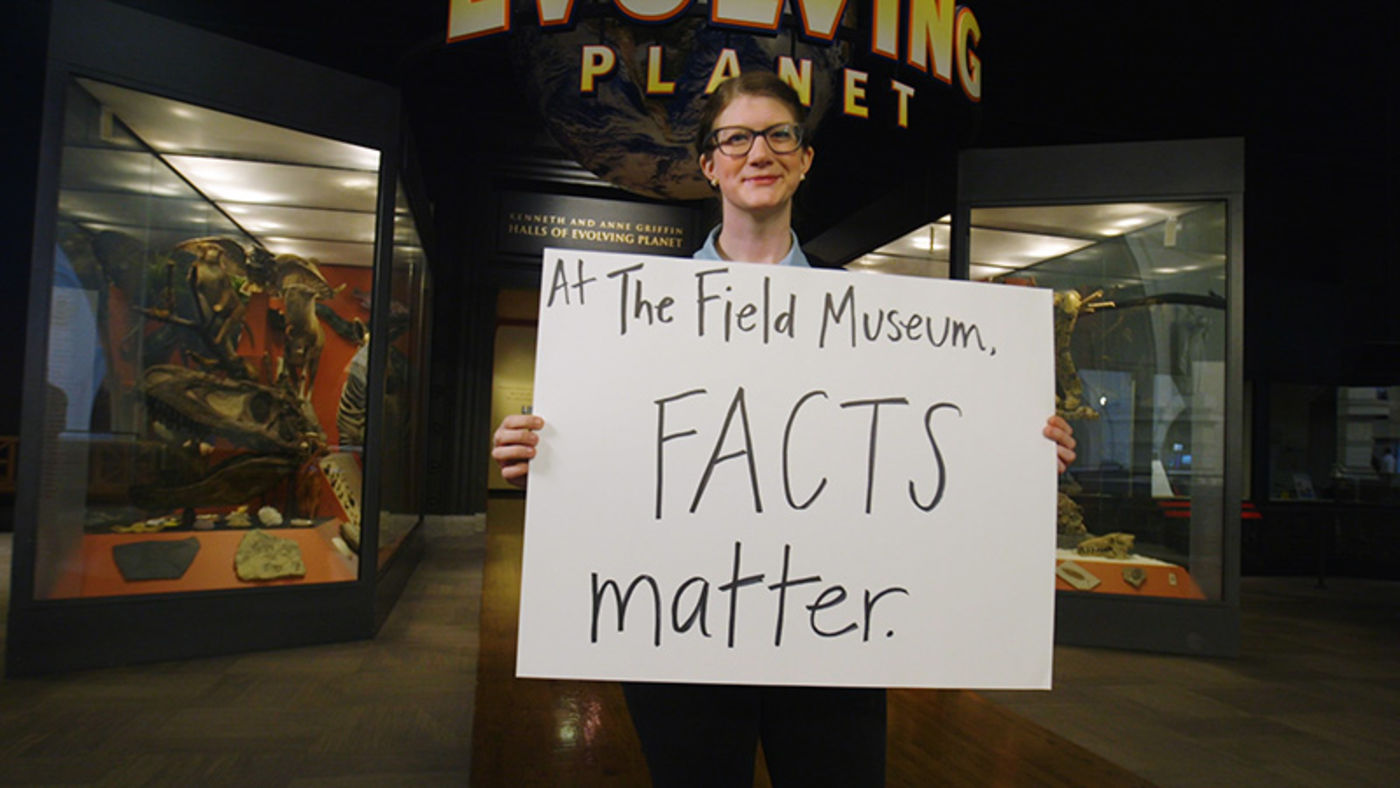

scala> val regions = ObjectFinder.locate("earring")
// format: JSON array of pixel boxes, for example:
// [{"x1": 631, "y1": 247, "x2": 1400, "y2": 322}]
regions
[
  {"x1": 800, "y1": 174, "x2": 806, "y2": 181},
  {"x1": 710, "y1": 179, "x2": 718, "y2": 188}
]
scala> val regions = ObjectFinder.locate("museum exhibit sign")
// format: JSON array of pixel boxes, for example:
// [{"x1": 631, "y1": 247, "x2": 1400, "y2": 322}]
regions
[
  {"x1": 446, "y1": 0, "x2": 984, "y2": 201},
  {"x1": 7, "y1": 0, "x2": 434, "y2": 675},
  {"x1": 516, "y1": 249, "x2": 1057, "y2": 687}
]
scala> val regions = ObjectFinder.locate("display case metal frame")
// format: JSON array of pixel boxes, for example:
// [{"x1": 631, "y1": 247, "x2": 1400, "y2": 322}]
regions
[
  {"x1": 954, "y1": 138, "x2": 1245, "y2": 656},
  {"x1": 6, "y1": 0, "x2": 413, "y2": 675}
]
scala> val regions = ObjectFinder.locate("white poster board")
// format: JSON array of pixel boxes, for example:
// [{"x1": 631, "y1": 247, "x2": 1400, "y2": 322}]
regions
[{"x1": 516, "y1": 249, "x2": 1056, "y2": 689}]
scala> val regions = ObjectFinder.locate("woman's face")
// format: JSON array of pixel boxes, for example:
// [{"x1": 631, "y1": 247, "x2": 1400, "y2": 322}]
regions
[{"x1": 700, "y1": 94, "x2": 814, "y2": 219}]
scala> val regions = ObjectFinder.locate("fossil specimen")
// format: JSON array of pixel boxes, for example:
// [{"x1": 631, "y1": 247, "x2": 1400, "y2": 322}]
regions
[
  {"x1": 1076, "y1": 532, "x2": 1136, "y2": 559},
  {"x1": 1057, "y1": 492, "x2": 1087, "y2": 535},
  {"x1": 319, "y1": 452, "x2": 362, "y2": 530},
  {"x1": 281, "y1": 284, "x2": 325, "y2": 400},
  {"x1": 234, "y1": 529, "x2": 306, "y2": 581},
  {"x1": 142, "y1": 365, "x2": 321, "y2": 456},
  {"x1": 129, "y1": 453, "x2": 303, "y2": 510},
  {"x1": 172, "y1": 237, "x2": 249, "y2": 361},
  {"x1": 273, "y1": 253, "x2": 339, "y2": 300},
  {"x1": 340, "y1": 519, "x2": 361, "y2": 553},
  {"x1": 1056, "y1": 560, "x2": 1101, "y2": 590},
  {"x1": 1053, "y1": 289, "x2": 1114, "y2": 421}
]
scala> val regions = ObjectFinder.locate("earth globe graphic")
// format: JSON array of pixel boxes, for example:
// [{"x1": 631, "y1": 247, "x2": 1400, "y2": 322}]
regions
[{"x1": 510, "y1": 17, "x2": 850, "y2": 200}]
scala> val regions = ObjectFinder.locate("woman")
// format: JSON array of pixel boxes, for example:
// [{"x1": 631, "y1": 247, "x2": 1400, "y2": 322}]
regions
[{"x1": 494, "y1": 72, "x2": 1077, "y2": 786}]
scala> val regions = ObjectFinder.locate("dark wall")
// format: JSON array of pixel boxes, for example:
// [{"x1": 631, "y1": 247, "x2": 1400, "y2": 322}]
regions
[
  {"x1": 1244, "y1": 4, "x2": 1399, "y2": 384},
  {"x1": 972, "y1": 2, "x2": 1398, "y2": 385},
  {"x1": 0, "y1": 1, "x2": 50, "y2": 439}
]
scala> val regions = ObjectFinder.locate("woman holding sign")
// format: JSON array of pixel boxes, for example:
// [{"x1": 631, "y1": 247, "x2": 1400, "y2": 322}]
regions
[{"x1": 494, "y1": 71, "x2": 1077, "y2": 787}]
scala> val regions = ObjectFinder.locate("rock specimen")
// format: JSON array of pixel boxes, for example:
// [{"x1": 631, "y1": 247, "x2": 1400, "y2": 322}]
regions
[
  {"x1": 1122, "y1": 566, "x2": 1148, "y2": 589},
  {"x1": 234, "y1": 529, "x2": 306, "y2": 581},
  {"x1": 257, "y1": 505, "x2": 283, "y2": 527},
  {"x1": 113, "y1": 537, "x2": 201, "y2": 581}
]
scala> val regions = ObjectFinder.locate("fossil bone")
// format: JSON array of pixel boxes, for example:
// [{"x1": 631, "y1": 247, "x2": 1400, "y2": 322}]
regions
[
  {"x1": 129, "y1": 453, "x2": 302, "y2": 510},
  {"x1": 1076, "y1": 531, "x2": 1136, "y2": 559},
  {"x1": 173, "y1": 237, "x2": 249, "y2": 361},
  {"x1": 273, "y1": 253, "x2": 339, "y2": 300},
  {"x1": 1054, "y1": 289, "x2": 1115, "y2": 421},
  {"x1": 281, "y1": 284, "x2": 325, "y2": 400},
  {"x1": 142, "y1": 365, "x2": 320, "y2": 455}
]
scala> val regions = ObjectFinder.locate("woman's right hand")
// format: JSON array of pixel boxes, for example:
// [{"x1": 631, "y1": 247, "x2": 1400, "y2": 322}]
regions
[{"x1": 492, "y1": 414, "x2": 544, "y2": 488}]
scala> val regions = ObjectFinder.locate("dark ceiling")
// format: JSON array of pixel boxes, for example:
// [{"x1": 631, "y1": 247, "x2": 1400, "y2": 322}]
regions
[
  {"x1": 4, "y1": 0, "x2": 1399, "y2": 391},
  {"x1": 96, "y1": 0, "x2": 1263, "y2": 233}
]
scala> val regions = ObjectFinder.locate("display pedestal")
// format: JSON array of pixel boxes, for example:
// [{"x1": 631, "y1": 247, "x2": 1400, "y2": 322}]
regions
[
  {"x1": 1055, "y1": 551, "x2": 1206, "y2": 599},
  {"x1": 69, "y1": 522, "x2": 357, "y2": 598}
]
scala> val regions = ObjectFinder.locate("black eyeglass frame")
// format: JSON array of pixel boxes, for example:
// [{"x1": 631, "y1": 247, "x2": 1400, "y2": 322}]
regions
[{"x1": 704, "y1": 123, "x2": 806, "y2": 157}]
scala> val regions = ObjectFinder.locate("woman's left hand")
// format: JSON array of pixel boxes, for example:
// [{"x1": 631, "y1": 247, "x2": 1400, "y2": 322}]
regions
[{"x1": 1043, "y1": 414, "x2": 1077, "y2": 473}]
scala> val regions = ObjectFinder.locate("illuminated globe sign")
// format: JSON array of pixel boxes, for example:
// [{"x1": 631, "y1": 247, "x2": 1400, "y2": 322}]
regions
[{"x1": 449, "y1": 0, "x2": 983, "y2": 199}]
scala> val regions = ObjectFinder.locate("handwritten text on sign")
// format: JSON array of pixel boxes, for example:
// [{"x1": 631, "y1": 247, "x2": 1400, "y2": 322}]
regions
[{"x1": 516, "y1": 249, "x2": 1055, "y2": 688}]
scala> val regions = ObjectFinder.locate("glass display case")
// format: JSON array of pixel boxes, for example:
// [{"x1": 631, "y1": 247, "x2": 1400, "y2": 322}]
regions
[
  {"x1": 37, "y1": 77, "x2": 380, "y2": 599},
  {"x1": 954, "y1": 139, "x2": 1244, "y2": 656},
  {"x1": 8, "y1": 0, "x2": 429, "y2": 674},
  {"x1": 971, "y1": 202, "x2": 1229, "y2": 602}
]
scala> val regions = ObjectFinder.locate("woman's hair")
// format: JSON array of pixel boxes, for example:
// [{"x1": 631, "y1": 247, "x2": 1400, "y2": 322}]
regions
[{"x1": 695, "y1": 71, "x2": 809, "y2": 158}]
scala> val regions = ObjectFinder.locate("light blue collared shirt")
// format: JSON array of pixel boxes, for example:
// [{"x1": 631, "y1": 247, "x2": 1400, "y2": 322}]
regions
[{"x1": 692, "y1": 226, "x2": 811, "y2": 268}]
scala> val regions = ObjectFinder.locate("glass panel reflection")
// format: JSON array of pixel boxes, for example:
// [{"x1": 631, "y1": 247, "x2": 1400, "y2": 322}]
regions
[
  {"x1": 1269, "y1": 385, "x2": 1400, "y2": 504},
  {"x1": 374, "y1": 182, "x2": 430, "y2": 566}
]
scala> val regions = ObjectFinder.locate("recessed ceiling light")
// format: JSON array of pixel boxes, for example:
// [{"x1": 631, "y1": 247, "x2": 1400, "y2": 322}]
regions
[
  {"x1": 346, "y1": 147, "x2": 381, "y2": 171},
  {"x1": 340, "y1": 176, "x2": 376, "y2": 190},
  {"x1": 213, "y1": 186, "x2": 285, "y2": 203}
]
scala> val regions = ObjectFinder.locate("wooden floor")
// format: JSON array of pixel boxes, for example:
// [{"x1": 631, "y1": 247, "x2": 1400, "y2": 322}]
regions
[
  {"x1": 2, "y1": 504, "x2": 1397, "y2": 787},
  {"x1": 982, "y1": 577, "x2": 1400, "y2": 786},
  {"x1": 469, "y1": 497, "x2": 1151, "y2": 787},
  {"x1": 0, "y1": 517, "x2": 484, "y2": 787}
]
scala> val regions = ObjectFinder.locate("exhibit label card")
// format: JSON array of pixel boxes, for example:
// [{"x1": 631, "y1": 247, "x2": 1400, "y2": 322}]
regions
[{"x1": 516, "y1": 248, "x2": 1056, "y2": 689}]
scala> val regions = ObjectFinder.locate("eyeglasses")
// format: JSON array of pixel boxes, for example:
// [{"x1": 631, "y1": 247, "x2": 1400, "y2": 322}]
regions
[{"x1": 707, "y1": 123, "x2": 805, "y2": 156}]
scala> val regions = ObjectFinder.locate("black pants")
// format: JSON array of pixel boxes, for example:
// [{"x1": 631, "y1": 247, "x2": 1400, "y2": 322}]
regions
[{"x1": 622, "y1": 682, "x2": 886, "y2": 787}]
